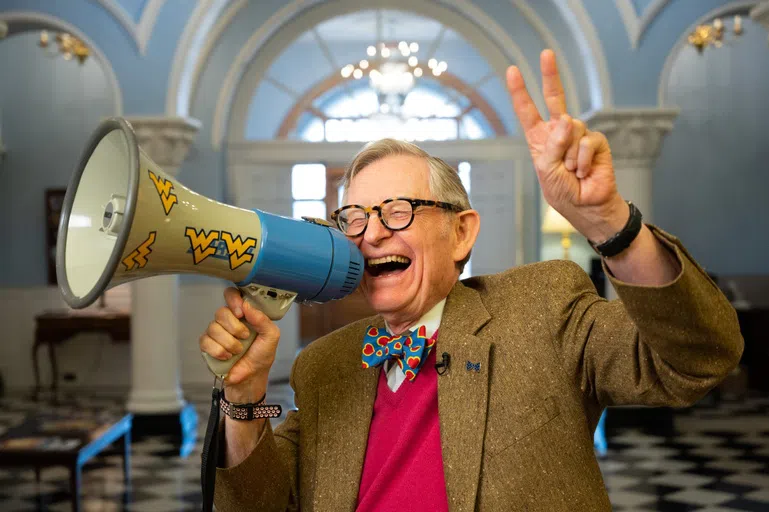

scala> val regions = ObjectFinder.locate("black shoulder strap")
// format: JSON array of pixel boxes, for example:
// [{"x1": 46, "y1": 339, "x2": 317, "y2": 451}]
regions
[{"x1": 201, "y1": 385, "x2": 222, "y2": 512}]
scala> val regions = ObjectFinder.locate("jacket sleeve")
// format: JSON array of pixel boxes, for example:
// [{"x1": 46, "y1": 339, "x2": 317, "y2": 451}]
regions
[
  {"x1": 548, "y1": 224, "x2": 744, "y2": 409},
  {"x1": 213, "y1": 357, "x2": 304, "y2": 511}
]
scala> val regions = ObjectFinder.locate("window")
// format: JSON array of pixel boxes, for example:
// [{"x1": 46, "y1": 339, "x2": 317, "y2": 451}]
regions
[
  {"x1": 292, "y1": 163, "x2": 326, "y2": 220},
  {"x1": 297, "y1": 85, "x2": 492, "y2": 143}
]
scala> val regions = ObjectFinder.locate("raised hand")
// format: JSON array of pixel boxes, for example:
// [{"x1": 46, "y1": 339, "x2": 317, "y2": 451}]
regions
[{"x1": 506, "y1": 49, "x2": 627, "y2": 241}]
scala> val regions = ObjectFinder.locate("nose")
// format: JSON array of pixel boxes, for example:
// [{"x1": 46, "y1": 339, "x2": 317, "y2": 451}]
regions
[{"x1": 362, "y1": 210, "x2": 392, "y2": 245}]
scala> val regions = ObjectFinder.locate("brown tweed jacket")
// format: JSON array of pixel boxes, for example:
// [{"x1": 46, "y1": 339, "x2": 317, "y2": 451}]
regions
[{"x1": 214, "y1": 226, "x2": 743, "y2": 511}]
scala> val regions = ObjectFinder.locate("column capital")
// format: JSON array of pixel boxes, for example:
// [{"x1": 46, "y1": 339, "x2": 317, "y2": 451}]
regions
[
  {"x1": 751, "y1": 2, "x2": 769, "y2": 31},
  {"x1": 583, "y1": 107, "x2": 679, "y2": 166},
  {"x1": 123, "y1": 116, "x2": 202, "y2": 176}
]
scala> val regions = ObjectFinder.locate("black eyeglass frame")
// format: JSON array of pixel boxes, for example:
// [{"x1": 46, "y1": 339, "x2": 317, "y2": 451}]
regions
[{"x1": 330, "y1": 197, "x2": 465, "y2": 237}]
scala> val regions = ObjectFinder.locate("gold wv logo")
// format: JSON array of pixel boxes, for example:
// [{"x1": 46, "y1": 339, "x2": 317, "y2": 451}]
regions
[
  {"x1": 185, "y1": 227, "x2": 220, "y2": 264},
  {"x1": 221, "y1": 232, "x2": 257, "y2": 270},
  {"x1": 148, "y1": 170, "x2": 178, "y2": 215},
  {"x1": 122, "y1": 232, "x2": 157, "y2": 270}
]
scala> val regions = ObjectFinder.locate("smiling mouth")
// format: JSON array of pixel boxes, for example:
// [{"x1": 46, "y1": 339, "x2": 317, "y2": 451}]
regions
[{"x1": 366, "y1": 255, "x2": 412, "y2": 277}]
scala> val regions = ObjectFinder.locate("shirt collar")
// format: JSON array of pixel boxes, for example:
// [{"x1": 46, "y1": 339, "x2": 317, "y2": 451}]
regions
[{"x1": 385, "y1": 298, "x2": 446, "y2": 337}]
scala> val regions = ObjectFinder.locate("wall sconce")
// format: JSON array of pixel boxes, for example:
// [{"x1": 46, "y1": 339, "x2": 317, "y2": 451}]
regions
[
  {"x1": 39, "y1": 30, "x2": 90, "y2": 64},
  {"x1": 688, "y1": 15, "x2": 744, "y2": 53}
]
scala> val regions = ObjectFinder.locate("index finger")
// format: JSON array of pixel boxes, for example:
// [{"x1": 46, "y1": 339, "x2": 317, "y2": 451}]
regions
[
  {"x1": 506, "y1": 65, "x2": 543, "y2": 133},
  {"x1": 541, "y1": 49, "x2": 567, "y2": 119},
  {"x1": 223, "y1": 287, "x2": 245, "y2": 318}
]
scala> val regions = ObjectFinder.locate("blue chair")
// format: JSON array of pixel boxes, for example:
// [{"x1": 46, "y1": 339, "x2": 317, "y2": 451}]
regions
[{"x1": 593, "y1": 409, "x2": 608, "y2": 458}]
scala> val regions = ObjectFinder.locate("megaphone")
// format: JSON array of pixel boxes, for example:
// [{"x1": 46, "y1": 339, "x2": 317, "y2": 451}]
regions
[{"x1": 56, "y1": 117, "x2": 364, "y2": 379}]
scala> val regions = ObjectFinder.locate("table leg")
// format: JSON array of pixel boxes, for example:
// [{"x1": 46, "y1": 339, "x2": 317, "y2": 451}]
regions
[
  {"x1": 122, "y1": 430, "x2": 131, "y2": 486},
  {"x1": 69, "y1": 464, "x2": 81, "y2": 512},
  {"x1": 32, "y1": 342, "x2": 42, "y2": 400},
  {"x1": 48, "y1": 341, "x2": 59, "y2": 404}
]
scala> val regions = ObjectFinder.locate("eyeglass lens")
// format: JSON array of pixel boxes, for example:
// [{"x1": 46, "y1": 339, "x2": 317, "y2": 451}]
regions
[{"x1": 338, "y1": 199, "x2": 414, "y2": 235}]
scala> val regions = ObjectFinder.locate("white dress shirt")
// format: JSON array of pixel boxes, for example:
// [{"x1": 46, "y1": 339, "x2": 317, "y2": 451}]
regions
[{"x1": 383, "y1": 299, "x2": 446, "y2": 392}]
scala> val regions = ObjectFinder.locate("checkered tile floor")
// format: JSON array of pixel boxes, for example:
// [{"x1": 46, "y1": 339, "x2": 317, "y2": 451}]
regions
[
  {"x1": 0, "y1": 388, "x2": 767, "y2": 511},
  {"x1": 602, "y1": 395, "x2": 769, "y2": 511}
]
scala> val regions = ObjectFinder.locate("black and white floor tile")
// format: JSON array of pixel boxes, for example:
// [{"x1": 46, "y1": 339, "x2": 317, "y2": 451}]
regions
[
  {"x1": 0, "y1": 388, "x2": 767, "y2": 511},
  {"x1": 603, "y1": 395, "x2": 769, "y2": 511}
]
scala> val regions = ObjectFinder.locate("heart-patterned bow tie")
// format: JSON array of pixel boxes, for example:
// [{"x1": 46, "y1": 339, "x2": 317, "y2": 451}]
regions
[{"x1": 361, "y1": 325, "x2": 438, "y2": 381}]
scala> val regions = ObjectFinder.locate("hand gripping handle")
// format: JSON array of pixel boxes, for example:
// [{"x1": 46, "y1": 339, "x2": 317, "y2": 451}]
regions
[{"x1": 201, "y1": 284, "x2": 297, "y2": 380}]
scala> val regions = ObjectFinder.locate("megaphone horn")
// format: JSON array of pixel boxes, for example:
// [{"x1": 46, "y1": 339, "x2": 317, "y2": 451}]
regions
[{"x1": 56, "y1": 117, "x2": 364, "y2": 379}]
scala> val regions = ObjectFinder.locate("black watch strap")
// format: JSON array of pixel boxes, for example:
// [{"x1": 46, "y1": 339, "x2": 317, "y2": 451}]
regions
[{"x1": 589, "y1": 201, "x2": 643, "y2": 258}]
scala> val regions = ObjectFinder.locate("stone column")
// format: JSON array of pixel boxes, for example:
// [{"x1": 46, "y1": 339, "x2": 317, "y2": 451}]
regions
[
  {"x1": 585, "y1": 108, "x2": 679, "y2": 222},
  {"x1": 226, "y1": 161, "x2": 298, "y2": 381},
  {"x1": 123, "y1": 116, "x2": 201, "y2": 452},
  {"x1": 584, "y1": 108, "x2": 679, "y2": 297}
]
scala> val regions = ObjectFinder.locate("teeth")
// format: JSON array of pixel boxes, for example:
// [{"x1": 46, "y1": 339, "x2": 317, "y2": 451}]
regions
[{"x1": 367, "y1": 255, "x2": 411, "y2": 266}]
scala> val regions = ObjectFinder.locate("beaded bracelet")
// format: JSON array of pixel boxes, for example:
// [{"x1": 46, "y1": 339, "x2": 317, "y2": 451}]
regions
[{"x1": 220, "y1": 393, "x2": 282, "y2": 421}]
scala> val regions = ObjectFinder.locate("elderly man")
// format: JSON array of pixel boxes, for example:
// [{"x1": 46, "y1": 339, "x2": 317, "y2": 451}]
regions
[{"x1": 199, "y1": 50, "x2": 743, "y2": 511}]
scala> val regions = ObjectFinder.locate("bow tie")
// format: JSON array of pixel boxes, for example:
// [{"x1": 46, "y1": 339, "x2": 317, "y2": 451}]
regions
[{"x1": 361, "y1": 325, "x2": 438, "y2": 381}]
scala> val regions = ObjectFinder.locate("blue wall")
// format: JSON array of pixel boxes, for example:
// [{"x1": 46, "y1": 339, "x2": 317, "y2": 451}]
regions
[
  {"x1": 654, "y1": 17, "x2": 769, "y2": 275},
  {"x1": 0, "y1": 33, "x2": 115, "y2": 286},
  {"x1": 1, "y1": 0, "x2": 768, "y2": 288}
]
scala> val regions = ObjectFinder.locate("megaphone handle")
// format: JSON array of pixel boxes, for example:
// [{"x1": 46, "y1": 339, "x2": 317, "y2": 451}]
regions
[{"x1": 202, "y1": 284, "x2": 298, "y2": 380}]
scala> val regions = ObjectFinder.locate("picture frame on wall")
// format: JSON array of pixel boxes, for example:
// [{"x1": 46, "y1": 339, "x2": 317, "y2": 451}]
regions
[{"x1": 45, "y1": 188, "x2": 67, "y2": 286}]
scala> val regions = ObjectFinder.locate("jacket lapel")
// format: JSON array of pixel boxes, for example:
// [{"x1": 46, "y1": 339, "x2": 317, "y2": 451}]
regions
[
  {"x1": 314, "y1": 318, "x2": 383, "y2": 511},
  {"x1": 437, "y1": 283, "x2": 492, "y2": 512}
]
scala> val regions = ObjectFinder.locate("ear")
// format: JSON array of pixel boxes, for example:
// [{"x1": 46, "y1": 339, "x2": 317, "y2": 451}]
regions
[{"x1": 451, "y1": 209, "x2": 481, "y2": 265}]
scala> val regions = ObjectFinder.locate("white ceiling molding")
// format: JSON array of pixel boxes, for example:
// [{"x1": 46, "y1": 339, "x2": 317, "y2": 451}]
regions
[
  {"x1": 657, "y1": 0, "x2": 759, "y2": 106},
  {"x1": 615, "y1": 0, "x2": 670, "y2": 49},
  {"x1": 552, "y1": 0, "x2": 613, "y2": 108},
  {"x1": 93, "y1": 0, "x2": 166, "y2": 55},
  {"x1": 0, "y1": 10, "x2": 123, "y2": 115},
  {"x1": 166, "y1": 0, "x2": 228, "y2": 116},
  {"x1": 509, "y1": 0, "x2": 581, "y2": 112},
  {"x1": 751, "y1": 1, "x2": 769, "y2": 30},
  {"x1": 216, "y1": 0, "x2": 559, "y2": 150},
  {"x1": 228, "y1": 137, "x2": 528, "y2": 165},
  {"x1": 172, "y1": 0, "x2": 325, "y2": 122}
]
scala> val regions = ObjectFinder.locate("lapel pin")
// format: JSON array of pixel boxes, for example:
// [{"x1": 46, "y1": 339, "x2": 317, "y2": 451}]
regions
[{"x1": 465, "y1": 361, "x2": 481, "y2": 372}]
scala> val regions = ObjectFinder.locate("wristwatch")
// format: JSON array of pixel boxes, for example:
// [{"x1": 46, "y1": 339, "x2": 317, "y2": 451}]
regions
[{"x1": 588, "y1": 201, "x2": 643, "y2": 258}]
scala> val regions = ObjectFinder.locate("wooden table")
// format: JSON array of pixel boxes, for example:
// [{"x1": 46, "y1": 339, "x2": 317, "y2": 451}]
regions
[
  {"x1": 33, "y1": 309, "x2": 130, "y2": 400},
  {"x1": 0, "y1": 412, "x2": 133, "y2": 512}
]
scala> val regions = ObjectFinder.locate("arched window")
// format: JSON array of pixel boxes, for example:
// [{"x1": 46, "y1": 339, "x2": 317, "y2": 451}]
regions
[{"x1": 298, "y1": 84, "x2": 490, "y2": 143}]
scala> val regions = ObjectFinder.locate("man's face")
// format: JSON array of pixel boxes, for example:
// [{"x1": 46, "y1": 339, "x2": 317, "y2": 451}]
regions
[{"x1": 345, "y1": 154, "x2": 464, "y2": 324}]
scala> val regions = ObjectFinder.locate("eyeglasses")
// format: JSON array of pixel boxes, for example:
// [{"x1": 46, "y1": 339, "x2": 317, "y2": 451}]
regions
[{"x1": 330, "y1": 197, "x2": 464, "y2": 237}]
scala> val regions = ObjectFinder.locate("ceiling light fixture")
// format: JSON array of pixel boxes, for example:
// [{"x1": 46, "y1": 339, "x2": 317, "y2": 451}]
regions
[{"x1": 340, "y1": 40, "x2": 447, "y2": 113}]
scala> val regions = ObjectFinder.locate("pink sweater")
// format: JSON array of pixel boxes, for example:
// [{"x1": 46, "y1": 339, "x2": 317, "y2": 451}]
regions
[{"x1": 356, "y1": 347, "x2": 449, "y2": 511}]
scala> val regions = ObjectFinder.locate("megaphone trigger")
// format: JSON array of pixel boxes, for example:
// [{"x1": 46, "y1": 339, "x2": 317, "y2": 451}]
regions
[{"x1": 201, "y1": 284, "x2": 298, "y2": 380}]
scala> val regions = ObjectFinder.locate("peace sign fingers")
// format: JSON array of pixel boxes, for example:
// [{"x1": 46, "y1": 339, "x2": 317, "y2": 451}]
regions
[
  {"x1": 540, "y1": 49, "x2": 568, "y2": 120},
  {"x1": 506, "y1": 65, "x2": 543, "y2": 135}
]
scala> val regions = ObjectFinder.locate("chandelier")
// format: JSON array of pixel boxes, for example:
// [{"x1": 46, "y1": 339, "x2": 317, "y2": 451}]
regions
[
  {"x1": 688, "y1": 15, "x2": 744, "y2": 53},
  {"x1": 340, "y1": 40, "x2": 448, "y2": 113},
  {"x1": 39, "y1": 30, "x2": 90, "y2": 64}
]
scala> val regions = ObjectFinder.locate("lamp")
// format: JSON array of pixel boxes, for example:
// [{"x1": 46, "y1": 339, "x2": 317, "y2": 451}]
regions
[{"x1": 542, "y1": 205, "x2": 577, "y2": 260}]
